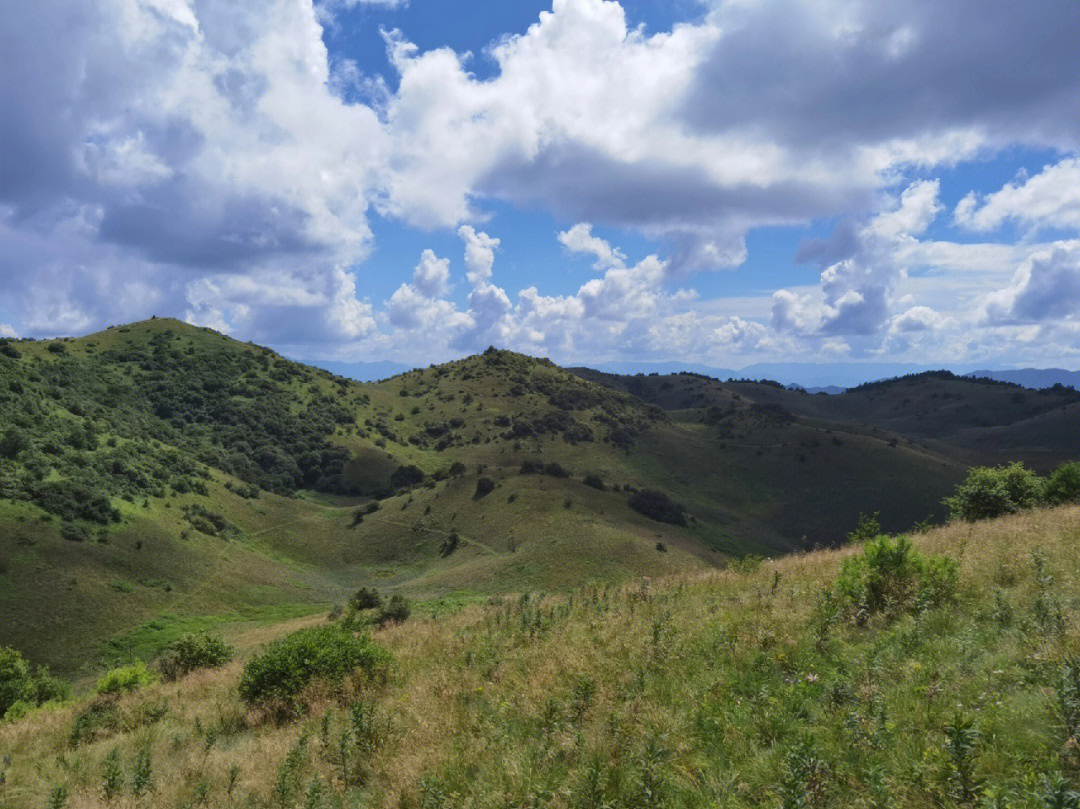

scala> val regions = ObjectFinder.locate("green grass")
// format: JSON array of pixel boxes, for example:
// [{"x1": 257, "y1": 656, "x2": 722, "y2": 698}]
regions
[
  {"x1": 3, "y1": 506, "x2": 1080, "y2": 808},
  {"x1": 2, "y1": 318, "x2": 1075, "y2": 680},
  {"x1": 100, "y1": 603, "x2": 328, "y2": 668}
]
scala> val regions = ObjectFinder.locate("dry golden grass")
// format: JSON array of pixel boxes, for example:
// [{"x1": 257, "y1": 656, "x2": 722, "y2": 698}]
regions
[{"x1": 3, "y1": 505, "x2": 1080, "y2": 808}]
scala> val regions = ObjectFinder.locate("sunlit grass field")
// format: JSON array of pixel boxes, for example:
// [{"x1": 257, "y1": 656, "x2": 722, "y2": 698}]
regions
[{"x1": 4, "y1": 506, "x2": 1079, "y2": 808}]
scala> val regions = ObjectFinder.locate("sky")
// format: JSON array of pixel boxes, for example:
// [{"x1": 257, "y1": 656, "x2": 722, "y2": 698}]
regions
[{"x1": 2, "y1": 0, "x2": 1080, "y2": 370}]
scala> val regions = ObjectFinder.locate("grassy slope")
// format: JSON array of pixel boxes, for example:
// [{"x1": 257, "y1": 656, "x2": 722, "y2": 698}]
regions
[
  {"x1": 3, "y1": 506, "x2": 1080, "y2": 808},
  {"x1": 0, "y1": 322, "x2": 708, "y2": 673},
  {"x1": 2, "y1": 320, "x2": 1061, "y2": 676}
]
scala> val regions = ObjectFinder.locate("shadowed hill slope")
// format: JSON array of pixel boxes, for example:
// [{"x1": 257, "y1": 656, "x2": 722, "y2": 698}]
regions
[{"x1": 573, "y1": 367, "x2": 1080, "y2": 471}]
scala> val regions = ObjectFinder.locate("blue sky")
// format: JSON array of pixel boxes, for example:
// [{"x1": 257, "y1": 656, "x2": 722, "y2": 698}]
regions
[{"x1": 2, "y1": 0, "x2": 1080, "y2": 370}]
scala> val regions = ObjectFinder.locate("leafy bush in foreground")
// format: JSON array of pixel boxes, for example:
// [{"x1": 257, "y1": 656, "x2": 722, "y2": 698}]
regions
[
  {"x1": 836, "y1": 534, "x2": 958, "y2": 617},
  {"x1": 157, "y1": 633, "x2": 235, "y2": 681},
  {"x1": 238, "y1": 626, "x2": 388, "y2": 708},
  {"x1": 1045, "y1": 461, "x2": 1080, "y2": 505},
  {"x1": 96, "y1": 661, "x2": 157, "y2": 695},
  {"x1": 629, "y1": 489, "x2": 687, "y2": 526},
  {"x1": 944, "y1": 462, "x2": 1045, "y2": 522},
  {"x1": 1, "y1": 647, "x2": 70, "y2": 721}
]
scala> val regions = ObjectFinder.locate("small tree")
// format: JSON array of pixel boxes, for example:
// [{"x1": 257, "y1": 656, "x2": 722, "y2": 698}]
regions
[
  {"x1": 944, "y1": 462, "x2": 1044, "y2": 522},
  {"x1": 845, "y1": 512, "x2": 881, "y2": 544},
  {"x1": 1045, "y1": 462, "x2": 1080, "y2": 505},
  {"x1": 474, "y1": 477, "x2": 495, "y2": 499},
  {"x1": 351, "y1": 587, "x2": 382, "y2": 610},
  {"x1": 376, "y1": 594, "x2": 410, "y2": 626}
]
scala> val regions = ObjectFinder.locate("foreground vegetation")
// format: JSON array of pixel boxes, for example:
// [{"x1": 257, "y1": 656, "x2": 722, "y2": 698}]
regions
[{"x1": 3, "y1": 505, "x2": 1080, "y2": 808}]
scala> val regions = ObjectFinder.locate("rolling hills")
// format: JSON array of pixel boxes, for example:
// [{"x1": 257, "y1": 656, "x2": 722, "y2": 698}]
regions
[{"x1": 1, "y1": 319, "x2": 1076, "y2": 675}]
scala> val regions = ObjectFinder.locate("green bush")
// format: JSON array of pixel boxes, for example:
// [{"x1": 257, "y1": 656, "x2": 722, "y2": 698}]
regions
[
  {"x1": 582, "y1": 473, "x2": 605, "y2": 491},
  {"x1": 474, "y1": 477, "x2": 495, "y2": 498},
  {"x1": 0, "y1": 647, "x2": 70, "y2": 720},
  {"x1": 157, "y1": 633, "x2": 235, "y2": 681},
  {"x1": 944, "y1": 462, "x2": 1045, "y2": 522},
  {"x1": 836, "y1": 534, "x2": 959, "y2": 617},
  {"x1": 0, "y1": 646, "x2": 30, "y2": 717},
  {"x1": 376, "y1": 594, "x2": 411, "y2": 626},
  {"x1": 238, "y1": 625, "x2": 388, "y2": 708},
  {"x1": 96, "y1": 661, "x2": 157, "y2": 695},
  {"x1": 629, "y1": 489, "x2": 687, "y2": 526},
  {"x1": 1045, "y1": 462, "x2": 1080, "y2": 505},
  {"x1": 351, "y1": 587, "x2": 383, "y2": 610}
]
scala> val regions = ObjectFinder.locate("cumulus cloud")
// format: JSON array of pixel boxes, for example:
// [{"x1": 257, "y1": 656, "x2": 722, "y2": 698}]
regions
[
  {"x1": 558, "y1": 223, "x2": 626, "y2": 269},
  {"x1": 891, "y1": 305, "x2": 951, "y2": 332},
  {"x1": 773, "y1": 180, "x2": 942, "y2": 336},
  {"x1": 955, "y1": 157, "x2": 1080, "y2": 233},
  {"x1": 2, "y1": 0, "x2": 1080, "y2": 365},
  {"x1": 984, "y1": 242, "x2": 1080, "y2": 324}
]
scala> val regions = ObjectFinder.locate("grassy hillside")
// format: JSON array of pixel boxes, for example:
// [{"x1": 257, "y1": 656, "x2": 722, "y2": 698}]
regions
[
  {"x1": 0, "y1": 321, "x2": 705, "y2": 674},
  {"x1": 3, "y1": 506, "x2": 1080, "y2": 808},
  {"x1": 1, "y1": 319, "x2": 1051, "y2": 676}
]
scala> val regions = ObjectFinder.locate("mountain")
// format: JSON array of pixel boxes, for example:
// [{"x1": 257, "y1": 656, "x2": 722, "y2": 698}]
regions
[
  {"x1": 1, "y1": 320, "x2": 1075, "y2": 675},
  {"x1": 968, "y1": 367, "x2": 1080, "y2": 390}
]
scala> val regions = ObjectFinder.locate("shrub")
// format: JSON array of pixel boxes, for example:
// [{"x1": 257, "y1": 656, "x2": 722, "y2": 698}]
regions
[
  {"x1": 836, "y1": 534, "x2": 959, "y2": 617},
  {"x1": 846, "y1": 512, "x2": 881, "y2": 544},
  {"x1": 629, "y1": 489, "x2": 687, "y2": 526},
  {"x1": 157, "y1": 633, "x2": 235, "y2": 681},
  {"x1": 390, "y1": 464, "x2": 425, "y2": 490},
  {"x1": 0, "y1": 428, "x2": 28, "y2": 459},
  {"x1": 351, "y1": 587, "x2": 383, "y2": 610},
  {"x1": 944, "y1": 462, "x2": 1045, "y2": 521},
  {"x1": 582, "y1": 473, "x2": 605, "y2": 491},
  {"x1": 475, "y1": 477, "x2": 495, "y2": 498},
  {"x1": 1, "y1": 647, "x2": 69, "y2": 720},
  {"x1": 238, "y1": 626, "x2": 388, "y2": 708},
  {"x1": 0, "y1": 647, "x2": 31, "y2": 717},
  {"x1": 376, "y1": 594, "x2": 411, "y2": 626},
  {"x1": 1045, "y1": 462, "x2": 1080, "y2": 505},
  {"x1": 96, "y1": 661, "x2": 157, "y2": 695},
  {"x1": 544, "y1": 462, "x2": 570, "y2": 479}
]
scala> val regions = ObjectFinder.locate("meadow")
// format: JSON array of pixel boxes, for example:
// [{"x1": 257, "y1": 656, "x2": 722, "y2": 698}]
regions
[{"x1": 3, "y1": 505, "x2": 1079, "y2": 808}]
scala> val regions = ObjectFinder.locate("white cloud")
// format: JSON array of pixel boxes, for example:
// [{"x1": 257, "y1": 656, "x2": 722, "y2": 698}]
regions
[
  {"x1": 2, "y1": 0, "x2": 1080, "y2": 367},
  {"x1": 410, "y1": 249, "x2": 451, "y2": 298},
  {"x1": 955, "y1": 157, "x2": 1080, "y2": 233},
  {"x1": 984, "y1": 241, "x2": 1080, "y2": 324},
  {"x1": 891, "y1": 305, "x2": 950, "y2": 332},
  {"x1": 0, "y1": 324, "x2": 17, "y2": 338},
  {"x1": 773, "y1": 179, "x2": 942, "y2": 336},
  {"x1": 557, "y1": 223, "x2": 626, "y2": 269}
]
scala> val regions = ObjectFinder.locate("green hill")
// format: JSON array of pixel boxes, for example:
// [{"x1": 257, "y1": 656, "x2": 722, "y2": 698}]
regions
[
  {"x1": 2, "y1": 505, "x2": 1079, "y2": 808},
  {"x1": 573, "y1": 367, "x2": 1080, "y2": 471},
  {"x1": 0, "y1": 319, "x2": 1052, "y2": 676}
]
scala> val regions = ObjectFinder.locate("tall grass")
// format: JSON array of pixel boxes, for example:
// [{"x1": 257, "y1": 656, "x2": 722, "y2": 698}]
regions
[{"x1": 2, "y1": 506, "x2": 1079, "y2": 808}]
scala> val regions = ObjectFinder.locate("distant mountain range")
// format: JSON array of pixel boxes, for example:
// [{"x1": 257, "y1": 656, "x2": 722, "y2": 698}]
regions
[{"x1": 967, "y1": 368, "x2": 1080, "y2": 390}]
